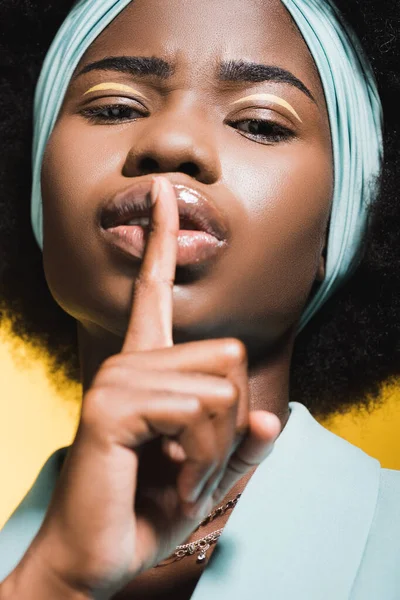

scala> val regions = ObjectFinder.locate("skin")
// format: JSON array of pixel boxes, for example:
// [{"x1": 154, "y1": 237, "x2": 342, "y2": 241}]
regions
[{"x1": 23, "y1": 0, "x2": 333, "y2": 597}]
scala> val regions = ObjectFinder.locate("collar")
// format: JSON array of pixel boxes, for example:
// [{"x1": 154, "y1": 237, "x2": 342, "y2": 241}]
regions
[{"x1": 190, "y1": 401, "x2": 380, "y2": 599}]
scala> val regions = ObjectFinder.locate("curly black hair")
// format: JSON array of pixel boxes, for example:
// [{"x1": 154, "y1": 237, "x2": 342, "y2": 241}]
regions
[{"x1": 0, "y1": 0, "x2": 399, "y2": 420}]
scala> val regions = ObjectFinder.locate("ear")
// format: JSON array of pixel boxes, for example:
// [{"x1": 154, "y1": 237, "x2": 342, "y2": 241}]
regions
[{"x1": 316, "y1": 236, "x2": 327, "y2": 282}]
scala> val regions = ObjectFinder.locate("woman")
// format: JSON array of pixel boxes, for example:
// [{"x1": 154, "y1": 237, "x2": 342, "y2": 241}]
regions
[{"x1": 0, "y1": 0, "x2": 399, "y2": 598}]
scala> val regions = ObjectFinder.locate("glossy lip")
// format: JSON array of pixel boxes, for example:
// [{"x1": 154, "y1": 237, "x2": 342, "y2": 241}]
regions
[
  {"x1": 101, "y1": 224, "x2": 228, "y2": 267},
  {"x1": 99, "y1": 177, "x2": 230, "y2": 243}
]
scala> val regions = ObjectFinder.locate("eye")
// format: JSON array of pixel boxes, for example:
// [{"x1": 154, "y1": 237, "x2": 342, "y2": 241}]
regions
[
  {"x1": 80, "y1": 103, "x2": 147, "y2": 124},
  {"x1": 228, "y1": 119, "x2": 295, "y2": 144}
]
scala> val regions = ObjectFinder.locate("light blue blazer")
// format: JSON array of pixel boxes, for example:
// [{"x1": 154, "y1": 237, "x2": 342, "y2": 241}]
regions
[{"x1": 1, "y1": 401, "x2": 400, "y2": 598}]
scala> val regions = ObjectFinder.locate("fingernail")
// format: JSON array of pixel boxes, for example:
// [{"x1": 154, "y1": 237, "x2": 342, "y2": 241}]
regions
[{"x1": 164, "y1": 439, "x2": 186, "y2": 462}]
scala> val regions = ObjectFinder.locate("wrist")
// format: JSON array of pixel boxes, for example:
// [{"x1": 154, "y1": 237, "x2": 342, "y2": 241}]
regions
[{"x1": 0, "y1": 550, "x2": 94, "y2": 600}]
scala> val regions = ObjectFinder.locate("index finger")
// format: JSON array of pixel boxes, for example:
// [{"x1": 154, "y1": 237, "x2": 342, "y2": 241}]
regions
[{"x1": 122, "y1": 176, "x2": 180, "y2": 353}]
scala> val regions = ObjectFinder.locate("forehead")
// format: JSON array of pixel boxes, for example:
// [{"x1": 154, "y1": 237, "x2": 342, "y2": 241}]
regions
[{"x1": 79, "y1": 0, "x2": 323, "y2": 102}]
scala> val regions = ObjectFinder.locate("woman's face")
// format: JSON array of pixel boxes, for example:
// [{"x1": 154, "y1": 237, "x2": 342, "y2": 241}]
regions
[{"x1": 41, "y1": 0, "x2": 332, "y2": 351}]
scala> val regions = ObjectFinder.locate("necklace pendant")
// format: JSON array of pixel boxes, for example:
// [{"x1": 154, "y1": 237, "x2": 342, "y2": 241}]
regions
[
  {"x1": 196, "y1": 552, "x2": 206, "y2": 563},
  {"x1": 196, "y1": 543, "x2": 210, "y2": 564}
]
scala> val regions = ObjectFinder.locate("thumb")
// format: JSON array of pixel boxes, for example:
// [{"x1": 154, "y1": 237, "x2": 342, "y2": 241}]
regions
[
  {"x1": 210, "y1": 410, "x2": 282, "y2": 506},
  {"x1": 240, "y1": 410, "x2": 282, "y2": 463}
]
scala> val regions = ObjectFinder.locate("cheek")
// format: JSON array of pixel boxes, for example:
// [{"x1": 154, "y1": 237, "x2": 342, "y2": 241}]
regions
[
  {"x1": 40, "y1": 120, "x2": 125, "y2": 315},
  {"x1": 220, "y1": 140, "x2": 333, "y2": 324},
  {"x1": 41, "y1": 119, "x2": 123, "y2": 218}
]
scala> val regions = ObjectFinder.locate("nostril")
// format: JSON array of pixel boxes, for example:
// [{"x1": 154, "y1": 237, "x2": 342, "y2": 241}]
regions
[
  {"x1": 139, "y1": 157, "x2": 160, "y2": 175},
  {"x1": 180, "y1": 162, "x2": 200, "y2": 178},
  {"x1": 138, "y1": 157, "x2": 201, "y2": 178},
  {"x1": 138, "y1": 157, "x2": 200, "y2": 178}
]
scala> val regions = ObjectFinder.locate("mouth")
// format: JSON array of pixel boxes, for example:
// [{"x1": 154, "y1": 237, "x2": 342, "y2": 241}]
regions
[{"x1": 99, "y1": 178, "x2": 230, "y2": 270}]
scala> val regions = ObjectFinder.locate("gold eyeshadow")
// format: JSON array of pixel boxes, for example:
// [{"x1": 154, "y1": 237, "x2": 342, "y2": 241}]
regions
[
  {"x1": 83, "y1": 83, "x2": 149, "y2": 100},
  {"x1": 231, "y1": 93, "x2": 302, "y2": 123},
  {"x1": 82, "y1": 86, "x2": 301, "y2": 123}
]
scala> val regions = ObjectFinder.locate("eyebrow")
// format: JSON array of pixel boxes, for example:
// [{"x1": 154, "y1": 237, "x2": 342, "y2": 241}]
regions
[
  {"x1": 74, "y1": 56, "x2": 174, "y2": 80},
  {"x1": 219, "y1": 60, "x2": 315, "y2": 103},
  {"x1": 74, "y1": 55, "x2": 316, "y2": 103}
]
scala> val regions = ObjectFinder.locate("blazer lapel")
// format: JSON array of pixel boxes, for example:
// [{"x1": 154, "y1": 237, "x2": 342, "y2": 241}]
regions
[{"x1": 191, "y1": 401, "x2": 381, "y2": 600}]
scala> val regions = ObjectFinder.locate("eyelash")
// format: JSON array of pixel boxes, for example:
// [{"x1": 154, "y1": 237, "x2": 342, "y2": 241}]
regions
[
  {"x1": 80, "y1": 104, "x2": 144, "y2": 122},
  {"x1": 228, "y1": 119, "x2": 295, "y2": 143},
  {"x1": 80, "y1": 103, "x2": 295, "y2": 144}
]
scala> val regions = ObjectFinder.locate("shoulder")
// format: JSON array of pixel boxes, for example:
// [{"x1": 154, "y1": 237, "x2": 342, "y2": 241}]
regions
[{"x1": 287, "y1": 401, "x2": 382, "y2": 472}]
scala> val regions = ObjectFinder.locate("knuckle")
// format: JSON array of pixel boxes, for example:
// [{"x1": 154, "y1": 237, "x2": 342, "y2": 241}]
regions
[
  {"x1": 101, "y1": 355, "x2": 120, "y2": 370},
  {"x1": 96, "y1": 364, "x2": 121, "y2": 385},
  {"x1": 81, "y1": 388, "x2": 113, "y2": 432},
  {"x1": 182, "y1": 389, "x2": 204, "y2": 412},
  {"x1": 93, "y1": 357, "x2": 121, "y2": 384},
  {"x1": 185, "y1": 398, "x2": 203, "y2": 420},
  {"x1": 222, "y1": 338, "x2": 248, "y2": 363},
  {"x1": 219, "y1": 381, "x2": 240, "y2": 406}
]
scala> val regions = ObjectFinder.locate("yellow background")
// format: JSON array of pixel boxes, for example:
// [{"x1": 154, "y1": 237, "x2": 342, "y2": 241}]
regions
[{"x1": 1, "y1": 322, "x2": 399, "y2": 529}]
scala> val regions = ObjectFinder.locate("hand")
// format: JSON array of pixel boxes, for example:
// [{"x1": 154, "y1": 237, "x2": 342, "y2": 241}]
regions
[{"x1": 8, "y1": 176, "x2": 281, "y2": 598}]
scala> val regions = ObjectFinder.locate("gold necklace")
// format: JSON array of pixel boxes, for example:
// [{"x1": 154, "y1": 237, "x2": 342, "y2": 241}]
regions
[
  {"x1": 194, "y1": 492, "x2": 242, "y2": 532},
  {"x1": 156, "y1": 492, "x2": 242, "y2": 566}
]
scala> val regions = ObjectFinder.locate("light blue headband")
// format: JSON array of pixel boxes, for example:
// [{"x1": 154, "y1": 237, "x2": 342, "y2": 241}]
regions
[{"x1": 31, "y1": 0, "x2": 383, "y2": 331}]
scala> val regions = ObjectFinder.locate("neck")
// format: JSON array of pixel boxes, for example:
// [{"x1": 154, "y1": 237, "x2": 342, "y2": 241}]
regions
[{"x1": 77, "y1": 320, "x2": 294, "y2": 429}]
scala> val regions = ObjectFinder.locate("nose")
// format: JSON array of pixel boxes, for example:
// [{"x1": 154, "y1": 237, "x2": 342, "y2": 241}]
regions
[{"x1": 122, "y1": 105, "x2": 221, "y2": 185}]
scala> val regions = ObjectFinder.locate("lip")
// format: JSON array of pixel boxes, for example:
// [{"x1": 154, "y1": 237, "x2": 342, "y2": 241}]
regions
[
  {"x1": 100, "y1": 178, "x2": 229, "y2": 242},
  {"x1": 99, "y1": 177, "x2": 230, "y2": 267}
]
